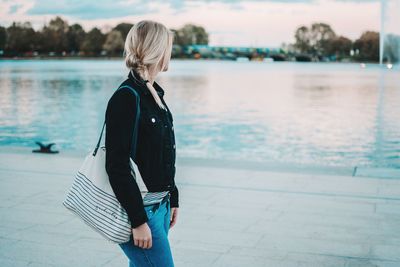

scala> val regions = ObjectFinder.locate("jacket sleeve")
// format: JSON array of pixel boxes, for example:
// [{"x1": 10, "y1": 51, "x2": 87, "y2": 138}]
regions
[
  {"x1": 170, "y1": 184, "x2": 179, "y2": 208},
  {"x1": 105, "y1": 88, "x2": 148, "y2": 228}
]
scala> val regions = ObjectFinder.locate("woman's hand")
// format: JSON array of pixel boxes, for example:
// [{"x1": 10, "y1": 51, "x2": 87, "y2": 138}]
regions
[
  {"x1": 132, "y1": 222, "x2": 152, "y2": 249},
  {"x1": 169, "y1": 207, "x2": 178, "y2": 229}
]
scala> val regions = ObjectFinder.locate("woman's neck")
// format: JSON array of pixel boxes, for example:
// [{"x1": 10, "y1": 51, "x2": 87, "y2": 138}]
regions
[{"x1": 147, "y1": 65, "x2": 159, "y2": 85}]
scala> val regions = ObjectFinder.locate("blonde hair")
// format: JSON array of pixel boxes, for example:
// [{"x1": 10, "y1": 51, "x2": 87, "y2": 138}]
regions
[{"x1": 124, "y1": 20, "x2": 174, "y2": 110}]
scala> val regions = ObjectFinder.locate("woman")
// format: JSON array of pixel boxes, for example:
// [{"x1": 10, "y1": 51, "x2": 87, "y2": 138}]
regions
[{"x1": 105, "y1": 20, "x2": 179, "y2": 267}]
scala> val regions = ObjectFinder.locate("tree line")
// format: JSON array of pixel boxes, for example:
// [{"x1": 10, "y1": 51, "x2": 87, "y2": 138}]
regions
[
  {"x1": 1, "y1": 17, "x2": 398, "y2": 63},
  {"x1": 0, "y1": 16, "x2": 209, "y2": 58},
  {"x1": 286, "y1": 22, "x2": 399, "y2": 63}
]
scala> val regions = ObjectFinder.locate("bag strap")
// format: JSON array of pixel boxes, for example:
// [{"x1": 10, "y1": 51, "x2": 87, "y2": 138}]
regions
[{"x1": 92, "y1": 85, "x2": 141, "y2": 160}]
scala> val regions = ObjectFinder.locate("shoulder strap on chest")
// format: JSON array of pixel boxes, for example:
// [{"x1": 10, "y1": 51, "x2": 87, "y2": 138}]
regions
[{"x1": 93, "y1": 84, "x2": 141, "y2": 160}]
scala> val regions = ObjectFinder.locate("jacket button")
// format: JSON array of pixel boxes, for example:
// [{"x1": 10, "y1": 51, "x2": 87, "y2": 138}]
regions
[
  {"x1": 151, "y1": 118, "x2": 156, "y2": 123},
  {"x1": 164, "y1": 125, "x2": 168, "y2": 128}
]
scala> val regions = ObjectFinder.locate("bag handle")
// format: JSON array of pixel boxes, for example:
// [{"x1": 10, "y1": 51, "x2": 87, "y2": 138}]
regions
[
  {"x1": 92, "y1": 120, "x2": 106, "y2": 157},
  {"x1": 92, "y1": 85, "x2": 141, "y2": 161}
]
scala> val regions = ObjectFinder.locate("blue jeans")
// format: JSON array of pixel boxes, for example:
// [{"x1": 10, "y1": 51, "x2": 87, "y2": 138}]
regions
[{"x1": 118, "y1": 199, "x2": 174, "y2": 267}]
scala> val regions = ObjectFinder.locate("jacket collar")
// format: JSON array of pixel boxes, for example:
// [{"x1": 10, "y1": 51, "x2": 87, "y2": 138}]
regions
[{"x1": 128, "y1": 68, "x2": 165, "y2": 97}]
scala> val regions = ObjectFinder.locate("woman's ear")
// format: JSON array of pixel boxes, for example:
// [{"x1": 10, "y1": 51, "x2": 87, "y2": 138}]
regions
[
  {"x1": 162, "y1": 62, "x2": 169, "y2": 72},
  {"x1": 160, "y1": 57, "x2": 168, "y2": 72},
  {"x1": 160, "y1": 43, "x2": 172, "y2": 72}
]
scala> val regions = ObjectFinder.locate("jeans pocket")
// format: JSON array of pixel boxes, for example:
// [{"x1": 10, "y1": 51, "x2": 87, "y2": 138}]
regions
[{"x1": 144, "y1": 204, "x2": 157, "y2": 220}]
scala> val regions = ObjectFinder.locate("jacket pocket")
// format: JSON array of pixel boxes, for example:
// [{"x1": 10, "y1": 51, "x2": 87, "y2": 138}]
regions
[
  {"x1": 143, "y1": 113, "x2": 165, "y2": 143},
  {"x1": 143, "y1": 113, "x2": 163, "y2": 133}
]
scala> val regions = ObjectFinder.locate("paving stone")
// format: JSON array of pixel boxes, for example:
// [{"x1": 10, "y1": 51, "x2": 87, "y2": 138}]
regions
[
  {"x1": 172, "y1": 247, "x2": 221, "y2": 266},
  {"x1": 0, "y1": 150, "x2": 399, "y2": 266},
  {"x1": 371, "y1": 244, "x2": 400, "y2": 261}
]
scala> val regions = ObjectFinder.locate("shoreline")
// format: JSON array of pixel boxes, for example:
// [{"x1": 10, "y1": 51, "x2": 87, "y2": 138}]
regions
[
  {"x1": 0, "y1": 57, "x2": 384, "y2": 65},
  {"x1": 1, "y1": 145, "x2": 398, "y2": 179}
]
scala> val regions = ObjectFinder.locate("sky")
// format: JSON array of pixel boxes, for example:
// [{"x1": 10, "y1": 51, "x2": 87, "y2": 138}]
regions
[{"x1": 0, "y1": 0, "x2": 383, "y2": 48}]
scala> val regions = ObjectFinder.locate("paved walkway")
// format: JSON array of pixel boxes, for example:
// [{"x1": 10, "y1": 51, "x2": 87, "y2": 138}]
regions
[{"x1": 0, "y1": 148, "x2": 399, "y2": 267}]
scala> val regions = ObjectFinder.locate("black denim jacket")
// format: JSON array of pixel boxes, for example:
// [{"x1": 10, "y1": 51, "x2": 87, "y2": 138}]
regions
[{"x1": 105, "y1": 68, "x2": 178, "y2": 228}]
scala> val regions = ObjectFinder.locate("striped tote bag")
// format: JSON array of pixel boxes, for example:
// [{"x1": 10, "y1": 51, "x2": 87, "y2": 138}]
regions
[{"x1": 62, "y1": 85, "x2": 146, "y2": 244}]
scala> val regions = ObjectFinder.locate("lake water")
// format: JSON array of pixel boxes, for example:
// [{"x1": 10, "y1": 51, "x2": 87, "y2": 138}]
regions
[{"x1": 0, "y1": 59, "x2": 399, "y2": 169}]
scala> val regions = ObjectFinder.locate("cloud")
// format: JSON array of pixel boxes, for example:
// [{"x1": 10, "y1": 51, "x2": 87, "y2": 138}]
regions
[
  {"x1": 190, "y1": 0, "x2": 315, "y2": 3},
  {"x1": 0, "y1": 1, "x2": 380, "y2": 19},
  {"x1": 23, "y1": 0, "x2": 380, "y2": 20},
  {"x1": 335, "y1": 0, "x2": 378, "y2": 2},
  {"x1": 26, "y1": 0, "x2": 160, "y2": 19},
  {"x1": 9, "y1": 4, "x2": 23, "y2": 14}
]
